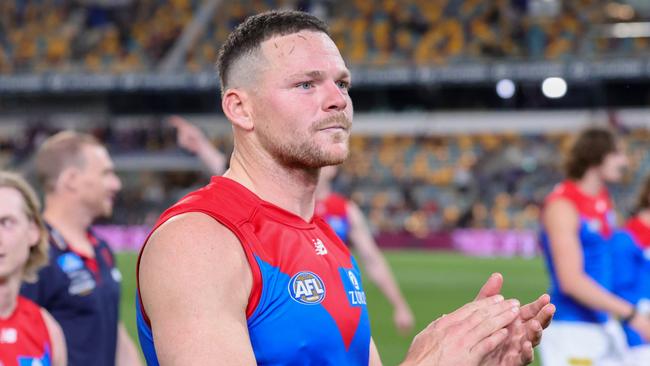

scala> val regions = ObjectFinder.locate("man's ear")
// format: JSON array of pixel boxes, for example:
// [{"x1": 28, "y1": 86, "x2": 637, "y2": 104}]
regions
[
  {"x1": 27, "y1": 220, "x2": 40, "y2": 250},
  {"x1": 57, "y1": 166, "x2": 79, "y2": 192},
  {"x1": 222, "y1": 89, "x2": 254, "y2": 131}
]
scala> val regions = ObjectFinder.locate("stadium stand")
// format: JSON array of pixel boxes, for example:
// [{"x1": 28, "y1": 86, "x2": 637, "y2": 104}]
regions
[
  {"x1": 2, "y1": 0, "x2": 649, "y2": 74},
  {"x1": 2, "y1": 116, "x2": 649, "y2": 238}
]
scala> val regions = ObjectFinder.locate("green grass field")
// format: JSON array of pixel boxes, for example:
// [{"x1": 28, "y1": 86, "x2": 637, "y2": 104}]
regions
[{"x1": 117, "y1": 251, "x2": 548, "y2": 365}]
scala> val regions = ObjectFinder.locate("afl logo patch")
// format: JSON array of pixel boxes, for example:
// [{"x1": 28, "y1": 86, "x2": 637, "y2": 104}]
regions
[
  {"x1": 57, "y1": 253, "x2": 84, "y2": 273},
  {"x1": 288, "y1": 271, "x2": 326, "y2": 305}
]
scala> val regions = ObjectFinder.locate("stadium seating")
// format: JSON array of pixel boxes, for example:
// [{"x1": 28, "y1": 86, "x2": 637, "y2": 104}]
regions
[
  {"x1": 3, "y1": 118, "x2": 650, "y2": 236},
  {"x1": 2, "y1": 0, "x2": 649, "y2": 74}
]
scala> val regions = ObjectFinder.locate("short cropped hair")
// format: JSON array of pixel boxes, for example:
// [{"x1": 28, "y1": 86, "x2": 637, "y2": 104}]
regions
[
  {"x1": 564, "y1": 127, "x2": 618, "y2": 180},
  {"x1": 35, "y1": 131, "x2": 102, "y2": 192},
  {"x1": 0, "y1": 171, "x2": 48, "y2": 283},
  {"x1": 216, "y1": 10, "x2": 329, "y2": 92}
]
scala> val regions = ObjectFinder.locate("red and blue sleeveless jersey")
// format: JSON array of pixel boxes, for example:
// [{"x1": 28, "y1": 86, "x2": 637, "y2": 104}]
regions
[
  {"x1": 315, "y1": 193, "x2": 351, "y2": 244},
  {"x1": 136, "y1": 177, "x2": 371, "y2": 365},
  {"x1": 611, "y1": 217, "x2": 650, "y2": 346},
  {"x1": 539, "y1": 180, "x2": 616, "y2": 323},
  {"x1": 0, "y1": 296, "x2": 52, "y2": 366}
]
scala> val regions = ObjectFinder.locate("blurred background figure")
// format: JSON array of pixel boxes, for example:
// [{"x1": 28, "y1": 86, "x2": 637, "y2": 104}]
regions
[
  {"x1": 610, "y1": 174, "x2": 650, "y2": 362},
  {"x1": 20, "y1": 132, "x2": 142, "y2": 366},
  {"x1": 0, "y1": 171, "x2": 66, "y2": 366},
  {"x1": 538, "y1": 127, "x2": 645, "y2": 365},
  {"x1": 3, "y1": 0, "x2": 650, "y2": 364},
  {"x1": 316, "y1": 165, "x2": 415, "y2": 335}
]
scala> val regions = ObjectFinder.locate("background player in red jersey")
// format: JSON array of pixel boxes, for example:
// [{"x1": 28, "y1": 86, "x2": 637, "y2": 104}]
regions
[
  {"x1": 140, "y1": 10, "x2": 554, "y2": 365},
  {"x1": 0, "y1": 171, "x2": 66, "y2": 366},
  {"x1": 170, "y1": 117, "x2": 416, "y2": 335},
  {"x1": 538, "y1": 127, "x2": 650, "y2": 365}
]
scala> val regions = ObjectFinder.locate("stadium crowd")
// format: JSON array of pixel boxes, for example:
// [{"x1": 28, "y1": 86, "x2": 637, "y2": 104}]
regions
[
  {"x1": 2, "y1": 119, "x2": 650, "y2": 237},
  {"x1": 1, "y1": 0, "x2": 649, "y2": 74}
]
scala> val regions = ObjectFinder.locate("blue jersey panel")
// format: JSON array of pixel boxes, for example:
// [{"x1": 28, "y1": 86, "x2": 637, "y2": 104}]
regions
[
  {"x1": 136, "y1": 295, "x2": 159, "y2": 366},
  {"x1": 325, "y1": 216, "x2": 350, "y2": 244},
  {"x1": 247, "y1": 257, "x2": 370, "y2": 366},
  {"x1": 540, "y1": 219, "x2": 612, "y2": 323},
  {"x1": 611, "y1": 230, "x2": 650, "y2": 347},
  {"x1": 135, "y1": 257, "x2": 371, "y2": 366}
]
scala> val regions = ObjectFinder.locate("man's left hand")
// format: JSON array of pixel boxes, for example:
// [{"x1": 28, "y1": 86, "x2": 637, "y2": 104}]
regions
[{"x1": 476, "y1": 273, "x2": 555, "y2": 365}]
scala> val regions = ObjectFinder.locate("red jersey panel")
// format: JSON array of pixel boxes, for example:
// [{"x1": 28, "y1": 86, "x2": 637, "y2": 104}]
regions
[
  {"x1": 0, "y1": 296, "x2": 51, "y2": 366},
  {"x1": 626, "y1": 217, "x2": 650, "y2": 249},
  {"x1": 136, "y1": 177, "x2": 371, "y2": 365}
]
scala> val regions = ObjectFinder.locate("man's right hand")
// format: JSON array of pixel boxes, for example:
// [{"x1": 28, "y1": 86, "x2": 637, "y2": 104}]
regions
[
  {"x1": 168, "y1": 115, "x2": 227, "y2": 175},
  {"x1": 168, "y1": 115, "x2": 212, "y2": 155},
  {"x1": 400, "y1": 295, "x2": 520, "y2": 366}
]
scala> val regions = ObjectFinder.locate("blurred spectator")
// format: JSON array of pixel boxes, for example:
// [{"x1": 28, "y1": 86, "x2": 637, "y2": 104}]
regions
[
  {"x1": 2, "y1": 0, "x2": 650, "y2": 74},
  {"x1": 2, "y1": 117, "x2": 650, "y2": 234}
]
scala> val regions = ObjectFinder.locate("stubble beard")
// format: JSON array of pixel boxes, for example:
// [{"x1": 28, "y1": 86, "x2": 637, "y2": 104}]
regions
[{"x1": 259, "y1": 114, "x2": 351, "y2": 170}]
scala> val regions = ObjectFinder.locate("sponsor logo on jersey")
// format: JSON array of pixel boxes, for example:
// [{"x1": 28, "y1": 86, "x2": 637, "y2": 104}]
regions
[
  {"x1": 288, "y1": 271, "x2": 326, "y2": 305},
  {"x1": 111, "y1": 268, "x2": 122, "y2": 283},
  {"x1": 606, "y1": 211, "x2": 616, "y2": 228},
  {"x1": 17, "y1": 351, "x2": 48, "y2": 366},
  {"x1": 586, "y1": 219, "x2": 602, "y2": 234},
  {"x1": 17, "y1": 357, "x2": 44, "y2": 366},
  {"x1": 340, "y1": 268, "x2": 366, "y2": 306},
  {"x1": 57, "y1": 253, "x2": 96, "y2": 296},
  {"x1": 57, "y1": 253, "x2": 84, "y2": 273},
  {"x1": 312, "y1": 238, "x2": 328, "y2": 256},
  {"x1": 0, "y1": 328, "x2": 17, "y2": 344},
  {"x1": 348, "y1": 270, "x2": 360, "y2": 290}
]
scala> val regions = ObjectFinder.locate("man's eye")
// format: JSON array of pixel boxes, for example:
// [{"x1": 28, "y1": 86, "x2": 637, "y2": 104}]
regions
[
  {"x1": 297, "y1": 81, "x2": 313, "y2": 89},
  {"x1": 337, "y1": 81, "x2": 350, "y2": 90}
]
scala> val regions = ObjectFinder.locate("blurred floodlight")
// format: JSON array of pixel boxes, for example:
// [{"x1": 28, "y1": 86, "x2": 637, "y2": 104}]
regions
[
  {"x1": 496, "y1": 79, "x2": 516, "y2": 99},
  {"x1": 541, "y1": 77, "x2": 567, "y2": 99}
]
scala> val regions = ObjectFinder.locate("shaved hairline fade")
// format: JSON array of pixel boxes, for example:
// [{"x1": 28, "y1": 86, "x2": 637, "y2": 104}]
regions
[{"x1": 216, "y1": 10, "x2": 330, "y2": 95}]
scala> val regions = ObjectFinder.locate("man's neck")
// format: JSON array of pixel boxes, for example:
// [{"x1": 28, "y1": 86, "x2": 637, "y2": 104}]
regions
[
  {"x1": 225, "y1": 149, "x2": 319, "y2": 221},
  {"x1": 315, "y1": 177, "x2": 332, "y2": 202},
  {"x1": 43, "y1": 195, "x2": 95, "y2": 255},
  {"x1": 575, "y1": 170, "x2": 604, "y2": 197},
  {"x1": 0, "y1": 275, "x2": 22, "y2": 319}
]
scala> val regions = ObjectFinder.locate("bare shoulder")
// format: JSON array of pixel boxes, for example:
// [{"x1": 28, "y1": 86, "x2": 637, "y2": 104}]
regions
[
  {"x1": 139, "y1": 211, "x2": 252, "y2": 311},
  {"x1": 39, "y1": 307, "x2": 60, "y2": 332},
  {"x1": 543, "y1": 197, "x2": 577, "y2": 223},
  {"x1": 141, "y1": 212, "x2": 249, "y2": 275},
  {"x1": 145, "y1": 211, "x2": 242, "y2": 253},
  {"x1": 138, "y1": 214, "x2": 256, "y2": 363}
]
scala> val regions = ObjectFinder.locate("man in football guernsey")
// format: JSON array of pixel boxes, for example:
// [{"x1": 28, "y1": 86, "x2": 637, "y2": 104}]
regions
[
  {"x1": 538, "y1": 127, "x2": 650, "y2": 366},
  {"x1": 0, "y1": 171, "x2": 66, "y2": 366},
  {"x1": 19, "y1": 132, "x2": 142, "y2": 366},
  {"x1": 315, "y1": 165, "x2": 415, "y2": 334},
  {"x1": 169, "y1": 118, "x2": 416, "y2": 335},
  {"x1": 137, "y1": 10, "x2": 555, "y2": 365},
  {"x1": 610, "y1": 175, "x2": 650, "y2": 362}
]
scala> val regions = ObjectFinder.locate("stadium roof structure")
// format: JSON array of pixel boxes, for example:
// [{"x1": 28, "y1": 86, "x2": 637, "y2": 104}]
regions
[{"x1": 1, "y1": 57, "x2": 650, "y2": 94}]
